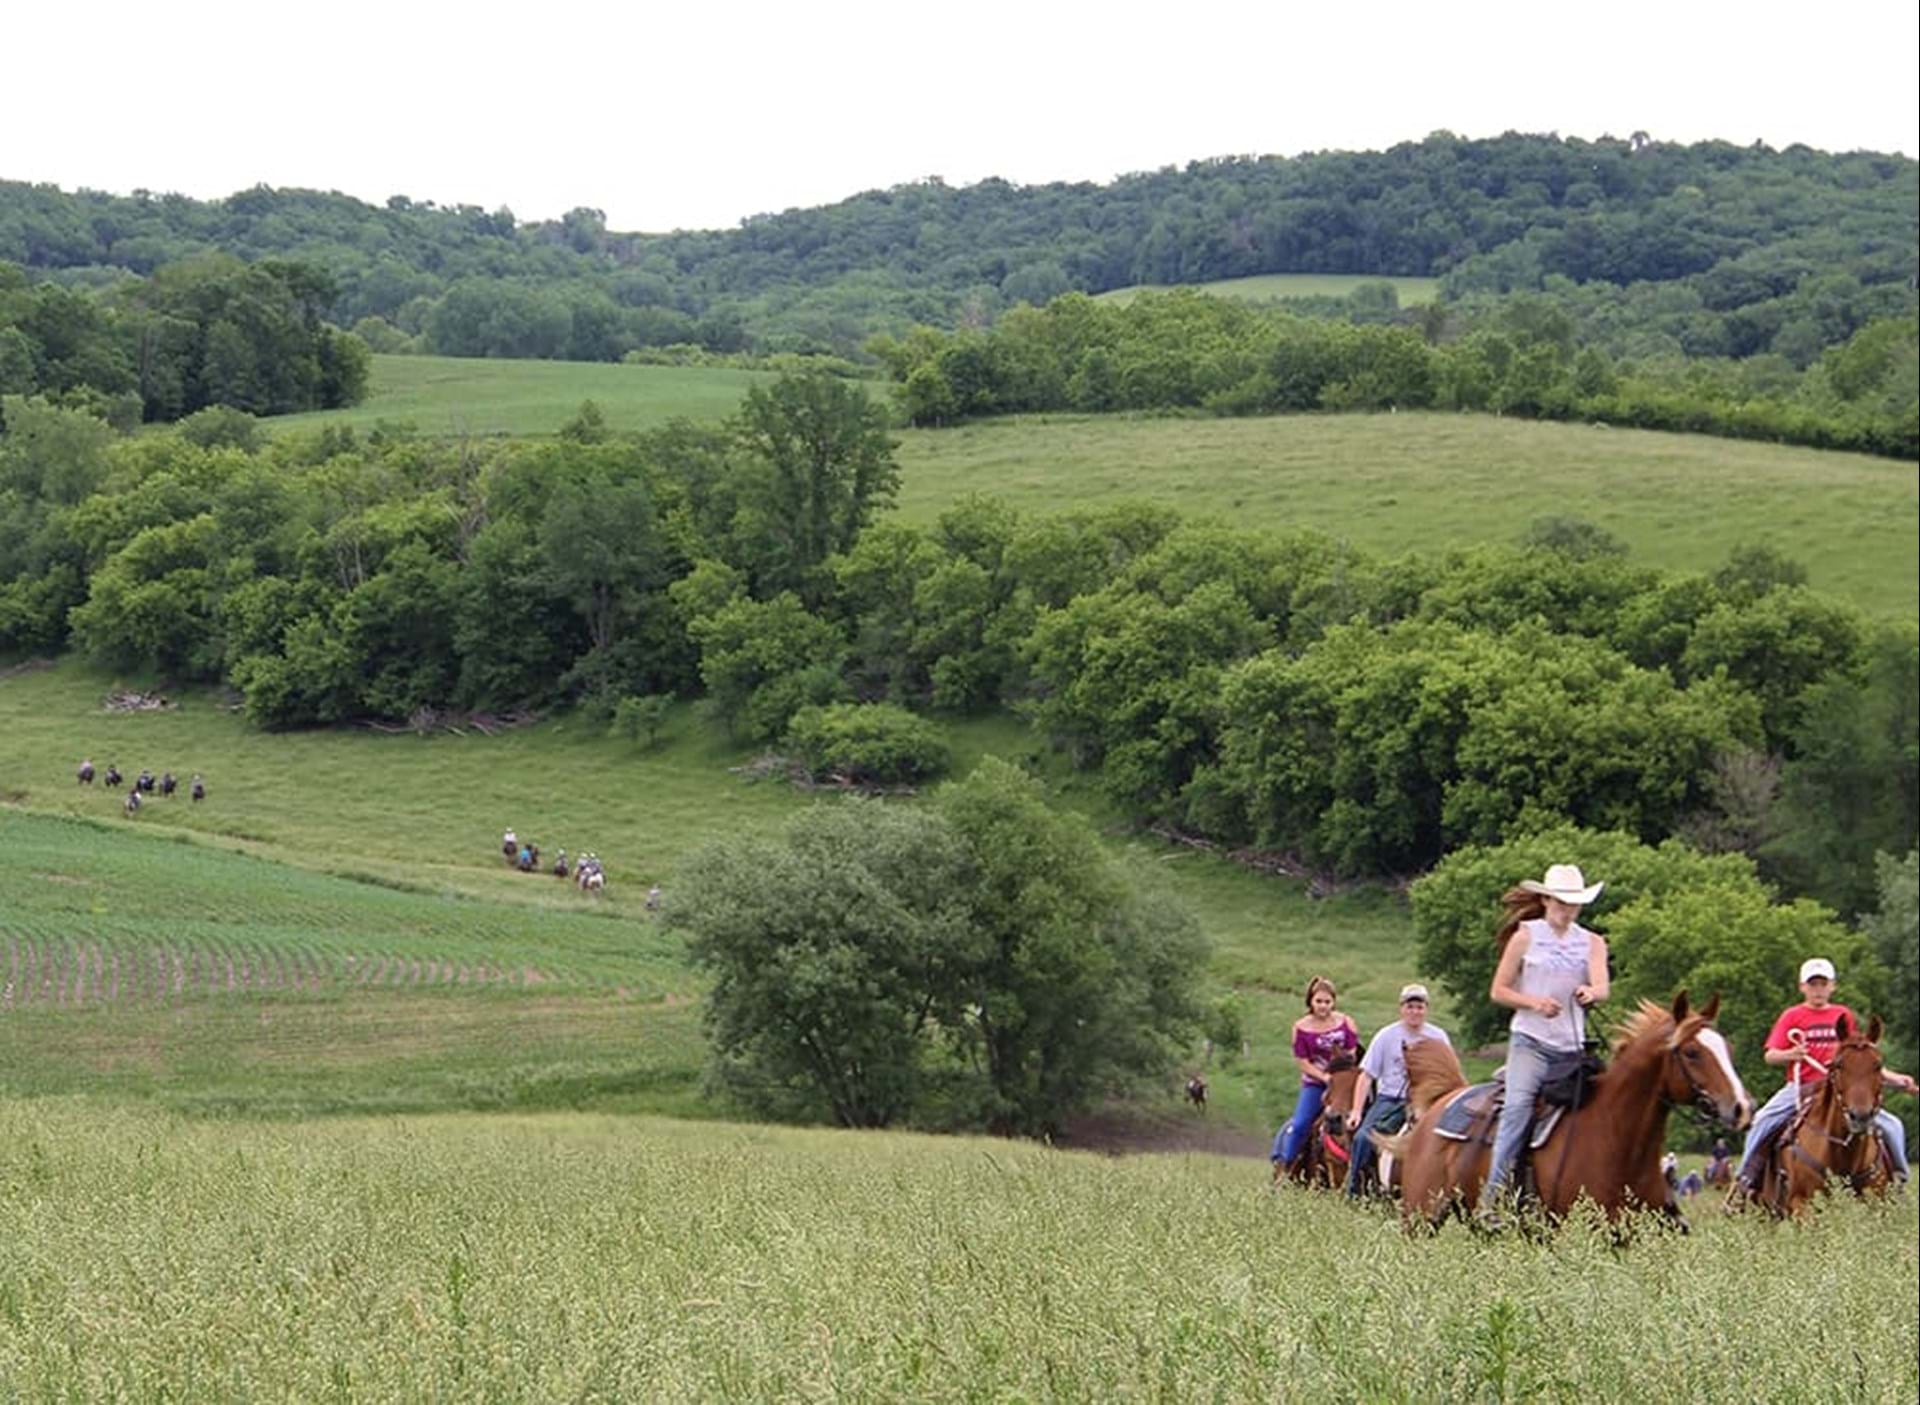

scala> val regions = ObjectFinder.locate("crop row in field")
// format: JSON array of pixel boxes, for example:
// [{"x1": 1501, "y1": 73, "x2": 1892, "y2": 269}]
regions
[{"x1": 0, "y1": 932, "x2": 550, "y2": 1008}]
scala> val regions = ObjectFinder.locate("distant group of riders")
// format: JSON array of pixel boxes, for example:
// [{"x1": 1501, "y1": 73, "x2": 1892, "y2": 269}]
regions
[
  {"x1": 1248, "y1": 862, "x2": 1913, "y2": 1230},
  {"x1": 497, "y1": 828, "x2": 650, "y2": 903},
  {"x1": 79, "y1": 759, "x2": 205, "y2": 816}
]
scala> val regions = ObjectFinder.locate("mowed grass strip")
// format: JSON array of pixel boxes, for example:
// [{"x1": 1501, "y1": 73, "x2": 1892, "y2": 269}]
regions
[
  {"x1": 271, "y1": 355, "x2": 778, "y2": 437},
  {"x1": 1, "y1": 1099, "x2": 1912, "y2": 1402},
  {"x1": 892, "y1": 411, "x2": 1920, "y2": 616},
  {"x1": 1097, "y1": 271, "x2": 1442, "y2": 305}
]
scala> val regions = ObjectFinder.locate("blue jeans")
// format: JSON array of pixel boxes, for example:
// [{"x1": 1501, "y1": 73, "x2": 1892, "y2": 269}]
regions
[
  {"x1": 1739, "y1": 1081, "x2": 1910, "y2": 1181},
  {"x1": 1345, "y1": 1095, "x2": 1405, "y2": 1197},
  {"x1": 1482, "y1": 1031, "x2": 1556, "y2": 1202},
  {"x1": 1271, "y1": 1081, "x2": 1326, "y2": 1166}
]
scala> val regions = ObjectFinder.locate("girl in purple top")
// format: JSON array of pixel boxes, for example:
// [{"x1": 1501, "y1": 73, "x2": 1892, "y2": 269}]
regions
[{"x1": 1270, "y1": 976, "x2": 1362, "y2": 1169}]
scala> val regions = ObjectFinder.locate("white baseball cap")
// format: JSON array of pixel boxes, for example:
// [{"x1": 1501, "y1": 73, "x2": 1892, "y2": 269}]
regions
[
  {"x1": 1799, "y1": 958, "x2": 1836, "y2": 982},
  {"x1": 1399, "y1": 983, "x2": 1430, "y2": 1003}
]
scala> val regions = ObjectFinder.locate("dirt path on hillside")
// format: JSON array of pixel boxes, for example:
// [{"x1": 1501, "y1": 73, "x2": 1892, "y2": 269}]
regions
[{"x1": 1056, "y1": 1108, "x2": 1270, "y2": 1160}]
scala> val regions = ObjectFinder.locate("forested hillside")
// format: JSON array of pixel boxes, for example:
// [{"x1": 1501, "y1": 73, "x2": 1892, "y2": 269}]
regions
[{"x1": 5, "y1": 133, "x2": 1914, "y2": 361}]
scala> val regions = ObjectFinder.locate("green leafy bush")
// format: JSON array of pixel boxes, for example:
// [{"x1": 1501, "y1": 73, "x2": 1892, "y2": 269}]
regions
[{"x1": 785, "y1": 702, "x2": 950, "y2": 785}]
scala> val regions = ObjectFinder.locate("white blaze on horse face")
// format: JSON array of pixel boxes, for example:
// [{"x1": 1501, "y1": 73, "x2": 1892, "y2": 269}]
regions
[{"x1": 1694, "y1": 1027, "x2": 1750, "y2": 1118}]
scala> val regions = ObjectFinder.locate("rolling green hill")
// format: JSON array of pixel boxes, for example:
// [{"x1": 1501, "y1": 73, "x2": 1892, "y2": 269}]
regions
[
  {"x1": 0, "y1": 659, "x2": 1405, "y2": 1131},
  {"x1": 272, "y1": 359, "x2": 1919, "y2": 615}
]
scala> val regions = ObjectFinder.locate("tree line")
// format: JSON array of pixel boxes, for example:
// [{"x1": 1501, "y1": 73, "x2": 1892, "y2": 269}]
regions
[
  {"x1": 5, "y1": 133, "x2": 1912, "y2": 362},
  {"x1": 0, "y1": 257, "x2": 368, "y2": 426},
  {"x1": 873, "y1": 290, "x2": 1919, "y2": 459}
]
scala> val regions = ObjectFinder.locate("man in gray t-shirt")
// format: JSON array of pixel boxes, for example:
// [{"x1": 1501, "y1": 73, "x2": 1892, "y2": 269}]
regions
[{"x1": 1344, "y1": 984, "x2": 1452, "y2": 1198}]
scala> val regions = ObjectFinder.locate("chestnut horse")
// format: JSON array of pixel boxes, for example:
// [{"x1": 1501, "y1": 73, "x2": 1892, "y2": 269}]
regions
[
  {"x1": 1377, "y1": 992, "x2": 1751, "y2": 1228},
  {"x1": 1747, "y1": 1011, "x2": 1891, "y2": 1217},
  {"x1": 1274, "y1": 1052, "x2": 1362, "y2": 1189}
]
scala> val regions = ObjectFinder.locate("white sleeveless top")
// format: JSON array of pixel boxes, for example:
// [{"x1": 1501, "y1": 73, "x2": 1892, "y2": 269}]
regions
[{"x1": 1508, "y1": 918, "x2": 1592, "y2": 1052}]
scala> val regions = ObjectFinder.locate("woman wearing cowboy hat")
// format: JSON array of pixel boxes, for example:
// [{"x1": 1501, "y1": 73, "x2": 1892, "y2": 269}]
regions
[{"x1": 1478, "y1": 863, "x2": 1611, "y2": 1220}]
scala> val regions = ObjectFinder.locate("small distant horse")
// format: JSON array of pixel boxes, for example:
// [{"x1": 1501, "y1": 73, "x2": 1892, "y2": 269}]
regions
[
  {"x1": 105, "y1": 764, "x2": 123, "y2": 788},
  {"x1": 501, "y1": 830, "x2": 518, "y2": 865},
  {"x1": 553, "y1": 851, "x2": 571, "y2": 878},
  {"x1": 123, "y1": 790, "x2": 142, "y2": 817},
  {"x1": 1377, "y1": 992, "x2": 1752, "y2": 1230},
  {"x1": 190, "y1": 775, "x2": 205, "y2": 802},
  {"x1": 1186, "y1": 1074, "x2": 1209, "y2": 1111},
  {"x1": 1276, "y1": 1052, "x2": 1362, "y2": 1189},
  {"x1": 77, "y1": 759, "x2": 95, "y2": 785},
  {"x1": 136, "y1": 769, "x2": 156, "y2": 793},
  {"x1": 160, "y1": 771, "x2": 177, "y2": 797},
  {"x1": 1703, "y1": 1150, "x2": 1734, "y2": 1189},
  {"x1": 1746, "y1": 1012, "x2": 1893, "y2": 1218},
  {"x1": 517, "y1": 843, "x2": 540, "y2": 872},
  {"x1": 645, "y1": 884, "x2": 662, "y2": 912}
]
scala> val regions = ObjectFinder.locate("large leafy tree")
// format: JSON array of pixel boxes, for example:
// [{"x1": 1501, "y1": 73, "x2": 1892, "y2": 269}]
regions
[
  {"x1": 673, "y1": 801, "x2": 977, "y2": 1128},
  {"x1": 673, "y1": 761, "x2": 1207, "y2": 1135},
  {"x1": 935, "y1": 758, "x2": 1207, "y2": 1135},
  {"x1": 733, "y1": 371, "x2": 898, "y2": 603}
]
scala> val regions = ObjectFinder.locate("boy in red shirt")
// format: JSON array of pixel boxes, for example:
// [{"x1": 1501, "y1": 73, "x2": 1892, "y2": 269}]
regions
[{"x1": 1735, "y1": 957, "x2": 1916, "y2": 1192}]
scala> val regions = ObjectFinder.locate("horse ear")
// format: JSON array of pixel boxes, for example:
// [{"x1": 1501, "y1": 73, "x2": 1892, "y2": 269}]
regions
[
  {"x1": 1698, "y1": 992, "x2": 1720, "y2": 1022},
  {"x1": 1834, "y1": 1010, "x2": 1851, "y2": 1041},
  {"x1": 1867, "y1": 1013, "x2": 1883, "y2": 1045},
  {"x1": 1670, "y1": 990, "x2": 1691, "y2": 1022}
]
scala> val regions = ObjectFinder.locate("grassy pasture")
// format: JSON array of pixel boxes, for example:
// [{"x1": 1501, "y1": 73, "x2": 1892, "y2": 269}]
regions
[
  {"x1": 271, "y1": 355, "x2": 774, "y2": 437},
  {"x1": 893, "y1": 411, "x2": 1920, "y2": 616},
  {"x1": 1096, "y1": 272, "x2": 1443, "y2": 306},
  {"x1": 264, "y1": 360, "x2": 1918, "y2": 616},
  {"x1": 1, "y1": 1099, "x2": 1911, "y2": 1402},
  {"x1": 0, "y1": 660, "x2": 1417, "y2": 1132}
]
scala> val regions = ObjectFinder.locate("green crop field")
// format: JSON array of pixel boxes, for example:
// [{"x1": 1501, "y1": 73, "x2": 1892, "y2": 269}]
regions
[
  {"x1": 1, "y1": 1099, "x2": 1911, "y2": 1401},
  {"x1": 893, "y1": 412, "x2": 1920, "y2": 616},
  {"x1": 1097, "y1": 272, "x2": 1443, "y2": 306},
  {"x1": 271, "y1": 355, "x2": 777, "y2": 438}
]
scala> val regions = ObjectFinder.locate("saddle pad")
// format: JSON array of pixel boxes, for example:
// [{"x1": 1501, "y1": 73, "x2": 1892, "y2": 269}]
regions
[{"x1": 1433, "y1": 1082, "x2": 1564, "y2": 1149}]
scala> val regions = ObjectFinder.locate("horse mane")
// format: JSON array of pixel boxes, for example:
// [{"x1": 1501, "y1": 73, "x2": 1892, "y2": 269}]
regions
[
  {"x1": 1609, "y1": 1000, "x2": 1677, "y2": 1056},
  {"x1": 1326, "y1": 1050, "x2": 1359, "y2": 1073},
  {"x1": 1403, "y1": 1038, "x2": 1468, "y2": 1120}
]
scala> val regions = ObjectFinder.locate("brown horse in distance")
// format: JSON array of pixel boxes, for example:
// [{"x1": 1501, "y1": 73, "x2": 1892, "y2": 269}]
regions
[
  {"x1": 1747, "y1": 1011, "x2": 1891, "y2": 1217},
  {"x1": 1275, "y1": 1052, "x2": 1362, "y2": 1189},
  {"x1": 1377, "y1": 992, "x2": 1752, "y2": 1228}
]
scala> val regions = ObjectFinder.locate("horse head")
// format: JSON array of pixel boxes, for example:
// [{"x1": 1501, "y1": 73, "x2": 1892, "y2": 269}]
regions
[
  {"x1": 1660, "y1": 991, "x2": 1752, "y2": 1131},
  {"x1": 1827, "y1": 1011, "x2": 1885, "y2": 1138}
]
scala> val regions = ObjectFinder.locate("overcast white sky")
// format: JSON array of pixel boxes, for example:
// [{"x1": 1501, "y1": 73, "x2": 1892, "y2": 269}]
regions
[{"x1": 7, "y1": 1, "x2": 1915, "y2": 232}]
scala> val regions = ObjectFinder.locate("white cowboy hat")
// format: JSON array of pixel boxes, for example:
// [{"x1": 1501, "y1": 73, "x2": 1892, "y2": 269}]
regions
[{"x1": 1519, "y1": 863, "x2": 1604, "y2": 905}]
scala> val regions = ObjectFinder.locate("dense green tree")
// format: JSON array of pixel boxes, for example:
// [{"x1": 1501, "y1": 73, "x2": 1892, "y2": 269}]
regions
[
  {"x1": 671, "y1": 800, "x2": 978, "y2": 1127},
  {"x1": 935, "y1": 757, "x2": 1207, "y2": 1136},
  {"x1": 732, "y1": 372, "x2": 899, "y2": 601}
]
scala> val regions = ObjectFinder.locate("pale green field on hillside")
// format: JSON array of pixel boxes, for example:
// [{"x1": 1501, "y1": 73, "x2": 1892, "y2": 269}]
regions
[
  {"x1": 272, "y1": 355, "x2": 773, "y2": 437},
  {"x1": 2, "y1": 1099, "x2": 1911, "y2": 1402},
  {"x1": 1097, "y1": 272, "x2": 1442, "y2": 306},
  {"x1": 893, "y1": 411, "x2": 1920, "y2": 615},
  {"x1": 269, "y1": 359, "x2": 1917, "y2": 615}
]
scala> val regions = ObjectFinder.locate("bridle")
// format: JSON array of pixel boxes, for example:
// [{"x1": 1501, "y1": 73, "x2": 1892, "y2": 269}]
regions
[
  {"x1": 1664, "y1": 1029, "x2": 1740, "y2": 1124},
  {"x1": 1780, "y1": 1044, "x2": 1885, "y2": 1194}
]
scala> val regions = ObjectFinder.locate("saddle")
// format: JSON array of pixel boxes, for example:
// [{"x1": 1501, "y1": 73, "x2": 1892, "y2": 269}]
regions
[{"x1": 1434, "y1": 1080, "x2": 1564, "y2": 1151}]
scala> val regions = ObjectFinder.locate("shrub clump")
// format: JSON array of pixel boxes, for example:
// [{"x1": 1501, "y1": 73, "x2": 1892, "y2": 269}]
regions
[{"x1": 785, "y1": 702, "x2": 950, "y2": 786}]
